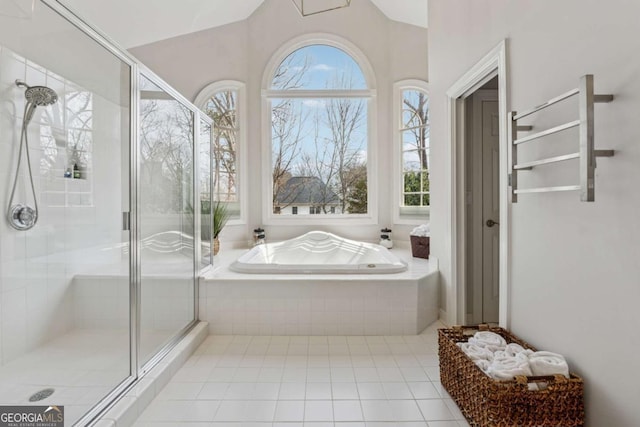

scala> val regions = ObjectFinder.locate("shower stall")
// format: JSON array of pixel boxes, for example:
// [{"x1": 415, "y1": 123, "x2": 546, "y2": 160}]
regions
[{"x1": 0, "y1": 0, "x2": 212, "y2": 425}]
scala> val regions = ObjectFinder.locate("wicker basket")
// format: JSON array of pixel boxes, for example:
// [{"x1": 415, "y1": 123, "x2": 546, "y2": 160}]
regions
[
  {"x1": 410, "y1": 235, "x2": 430, "y2": 259},
  {"x1": 438, "y1": 325, "x2": 584, "y2": 427}
]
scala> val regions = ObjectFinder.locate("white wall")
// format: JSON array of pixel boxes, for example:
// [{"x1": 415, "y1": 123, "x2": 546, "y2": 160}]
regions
[
  {"x1": 130, "y1": 0, "x2": 429, "y2": 247},
  {"x1": 428, "y1": 0, "x2": 640, "y2": 425}
]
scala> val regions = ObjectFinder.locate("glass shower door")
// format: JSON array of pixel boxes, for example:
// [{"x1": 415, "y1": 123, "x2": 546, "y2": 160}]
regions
[
  {"x1": 138, "y1": 75, "x2": 196, "y2": 366},
  {"x1": 0, "y1": 1, "x2": 133, "y2": 424}
]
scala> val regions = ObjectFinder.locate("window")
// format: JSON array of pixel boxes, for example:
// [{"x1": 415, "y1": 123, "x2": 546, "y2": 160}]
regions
[
  {"x1": 263, "y1": 37, "x2": 376, "y2": 224},
  {"x1": 292, "y1": 206, "x2": 298, "y2": 215},
  {"x1": 194, "y1": 81, "x2": 246, "y2": 223},
  {"x1": 394, "y1": 80, "x2": 430, "y2": 222}
]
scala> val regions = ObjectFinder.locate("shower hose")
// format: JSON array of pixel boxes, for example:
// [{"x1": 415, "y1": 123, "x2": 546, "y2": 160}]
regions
[{"x1": 7, "y1": 102, "x2": 39, "y2": 230}]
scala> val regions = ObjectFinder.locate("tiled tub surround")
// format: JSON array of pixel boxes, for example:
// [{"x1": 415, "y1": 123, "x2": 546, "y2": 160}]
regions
[{"x1": 201, "y1": 248, "x2": 438, "y2": 336}]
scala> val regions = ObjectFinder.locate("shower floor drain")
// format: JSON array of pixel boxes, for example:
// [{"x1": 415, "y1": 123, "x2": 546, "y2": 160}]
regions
[{"x1": 29, "y1": 388, "x2": 54, "y2": 402}]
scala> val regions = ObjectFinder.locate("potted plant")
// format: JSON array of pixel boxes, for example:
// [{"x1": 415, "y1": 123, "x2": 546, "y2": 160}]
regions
[{"x1": 212, "y1": 201, "x2": 231, "y2": 255}]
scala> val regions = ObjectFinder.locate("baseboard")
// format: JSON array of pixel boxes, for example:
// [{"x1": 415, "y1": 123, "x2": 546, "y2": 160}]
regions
[{"x1": 439, "y1": 308, "x2": 448, "y2": 326}]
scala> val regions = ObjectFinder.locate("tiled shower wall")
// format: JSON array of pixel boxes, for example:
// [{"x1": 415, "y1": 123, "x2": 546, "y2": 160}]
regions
[{"x1": 0, "y1": 45, "x2": 128, "y2": 365}]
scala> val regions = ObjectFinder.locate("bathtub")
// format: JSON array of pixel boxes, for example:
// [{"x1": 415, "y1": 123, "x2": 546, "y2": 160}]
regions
[{"x1": 229, "y1": 231, "x2": 408, "y2": 274}]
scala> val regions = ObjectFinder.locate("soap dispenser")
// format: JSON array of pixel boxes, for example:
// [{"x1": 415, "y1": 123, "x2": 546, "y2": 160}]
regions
[
  {"x1": 253, "y1": 227, "x2": 266, "y2": 246},
  {"x1": 380, "y1": 228, "x2": 393, "y2": 249}
]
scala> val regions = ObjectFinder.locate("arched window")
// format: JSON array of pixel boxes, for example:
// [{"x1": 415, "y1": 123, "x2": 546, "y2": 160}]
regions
[
  {"x1": 393, "y1": 80, "x2": 430, "y2": 223},
  {"x1": 263, "y1": 36, "x2": 376, "y2": 223},
  {"x1": 194, "y1": 80, "x2": 246, "y2": 223}
]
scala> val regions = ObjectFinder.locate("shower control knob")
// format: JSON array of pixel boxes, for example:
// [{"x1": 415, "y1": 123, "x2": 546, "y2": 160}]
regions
[
  {"x1": 8, "y1": 204, "x2": 37, "y2": 230},
  {"x1": 19, "y1": 207, "x2": 34, "y2": 223}
]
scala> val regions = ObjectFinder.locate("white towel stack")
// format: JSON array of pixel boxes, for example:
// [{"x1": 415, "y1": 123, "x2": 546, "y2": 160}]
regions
[
  {"x1": 456, "y1": 331, "x2": 570, "y2": 384},
  {"x1": 410, "y1": 223, "x2": 430, "y2": 237}
]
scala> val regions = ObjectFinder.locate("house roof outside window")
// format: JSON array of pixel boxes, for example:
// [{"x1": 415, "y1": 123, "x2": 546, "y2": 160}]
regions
[{"x1": 275, "y1": 176, "x2": 340, "y2": 206}]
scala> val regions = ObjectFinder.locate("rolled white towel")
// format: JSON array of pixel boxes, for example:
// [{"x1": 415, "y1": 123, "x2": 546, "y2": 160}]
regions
[
  {"x1": 457, "y1": 342, "x2": 494, "y2": 361},
  {"x1": 486, "y1": 353, "x2": 532, "y2": 380},
  {"x1": 528, "y1": 351, "x2": 569, "y2": 378},
  {"x1": 493, "y1": 350, "x2": 510, "y2": 361},
  {"x1": 474, "y1": 359, "x2": 490, "y2": 372},
  {"x1": 469, "y1": 331, "x2": 507, "y2": 352},
  {"x1": 505, "y1": 343, "x2": 534, "y2": 357}
]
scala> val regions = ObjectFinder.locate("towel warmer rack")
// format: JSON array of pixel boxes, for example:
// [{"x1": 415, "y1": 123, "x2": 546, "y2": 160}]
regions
[{"x1": 509, "y1": 74, "x2": 614, "y2": 202}]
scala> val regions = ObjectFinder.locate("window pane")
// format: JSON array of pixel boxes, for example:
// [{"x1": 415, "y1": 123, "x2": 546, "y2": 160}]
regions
[
  {"x1": 214, "y1": 172, "x2": 236, "y2": 203},
  {"x1": 404, "y1": 194, "x2": 421, "y2": 206},
  {"x1": 205, "y1": 90, "x2": 237, "y2": 128},
  {"x1": 402, "y1": 128, "x2": 429, "y2": 152},
  {"x1": 271, "y1": 97, "x2": 368, "y2": 215},
  {"x1": 271, "y1": 45, "x2": 367, "y2": 90},
  {"x1": 403, "y1": 151, "x2": 421, "y2": 172},
  {"x1": 404, "y1": 172, "x2": 421, "y2": 193},
  {"x1": 204, "y1": 89, "x2": 240, "y2": 220},
  {"x1": 398, "y1": 84, "x2": 430, "y2": 211},
  {"x1": 402, "y1": 89, "x2": 429, "y2": 129},
  {"x1": 421, "y1": 171, "x2": 430, "y2": 192}
]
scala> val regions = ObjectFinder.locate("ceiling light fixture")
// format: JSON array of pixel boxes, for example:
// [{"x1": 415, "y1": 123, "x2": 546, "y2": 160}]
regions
[{"x1": 291, "y1": 0, "x2": 351, "y2": 17}]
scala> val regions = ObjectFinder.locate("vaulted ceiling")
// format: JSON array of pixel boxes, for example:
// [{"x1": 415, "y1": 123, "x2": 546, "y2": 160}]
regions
[{"x1": 59, "y1": 0, "x2": 427, "y2": 48}]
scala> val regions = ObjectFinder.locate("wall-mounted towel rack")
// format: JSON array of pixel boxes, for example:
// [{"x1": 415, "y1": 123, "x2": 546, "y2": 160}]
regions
[{"x1": 509, "y1": 74, "x2": 614, "y2": 202}]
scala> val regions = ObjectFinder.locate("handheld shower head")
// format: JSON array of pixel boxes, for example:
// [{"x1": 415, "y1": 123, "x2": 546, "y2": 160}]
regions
[
  {"x1": 25, "y1": 85, "x2": 58, "y2": 107},
  {"x1": 16, "y1": 80, "x2": 59, "y2": 124},
  {"x1": 7, "y1": 80, "x2": 60, "y2": 231}
]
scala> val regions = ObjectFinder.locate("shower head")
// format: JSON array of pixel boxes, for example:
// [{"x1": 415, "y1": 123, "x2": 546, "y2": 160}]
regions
[
  {"x1": 16, "y1": 80, "x2": 59, "y2": 124},
  {"x1": 25, "y1": 85, "x2": 58, "y2": 107}
]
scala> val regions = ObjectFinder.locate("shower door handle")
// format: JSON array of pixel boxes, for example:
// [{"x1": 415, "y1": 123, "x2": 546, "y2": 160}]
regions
[{"x1": 122, "y1": 212, "x2": 130, "y2": 231}]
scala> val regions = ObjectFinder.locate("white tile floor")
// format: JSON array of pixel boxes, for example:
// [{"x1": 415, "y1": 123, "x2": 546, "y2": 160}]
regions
[
  {"x1": 0, "y1": 328, "x2": 170, "y2": 426},
  {"x1": 133, "y1": 321, "x2": 470, "y2": 427}
]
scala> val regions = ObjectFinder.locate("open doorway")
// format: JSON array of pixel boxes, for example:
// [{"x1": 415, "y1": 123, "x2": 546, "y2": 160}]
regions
[
  {"x1": 464, "y1": 78, "x2": 499, "y2": 324},
  {"x1": 447, "y1": 40, "x2": 509, "y2": 328}
]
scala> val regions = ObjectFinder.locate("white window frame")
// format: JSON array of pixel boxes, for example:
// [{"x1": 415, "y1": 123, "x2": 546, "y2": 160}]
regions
[
  {"x1": 261, "y1": 33, "x2": 378, "y2": 226},
  {"x1": 393, "y1": 79, "x2": 430, "y2": 225},
  {"x1": 194, "y1": 80, "x2": 247, "y2": 226}
]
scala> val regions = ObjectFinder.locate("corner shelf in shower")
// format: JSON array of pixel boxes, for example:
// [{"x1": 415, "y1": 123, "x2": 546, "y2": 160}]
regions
[{"x1": 509, "y1": 74, "x2": 614, "y2": 202}]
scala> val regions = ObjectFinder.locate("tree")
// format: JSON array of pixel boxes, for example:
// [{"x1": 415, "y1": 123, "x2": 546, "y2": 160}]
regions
[
  {"x1": 325, "y1": 75, "x2": 366, "y2": 212},
  {"x1": 271, "y1": 52, "x2": 312, "y2": 207},
  {"x1": 402, "y1": 90, "x2": 430, "y2": 206},
  {"x1": 345, "y1": 163, "x2": 367, "y2": 213},
  {"x1": 203, "y1": 90, "x2": 237, "y2": 203},
  {"x1": 295, "y1": 72, "x2": 367, "y2": 213},
  {"x1": 139, "y1": 97, "x2": 193, "y2": 214},
  {"x1": 403, "y1": 171, "x2": 429, "y2": 206},
  {"x1": 268, "y1": 45, "x2": 369, "y2": 215},
  {"x1": 403, "y1": 90, "x2": 429, "y2": 167}
]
